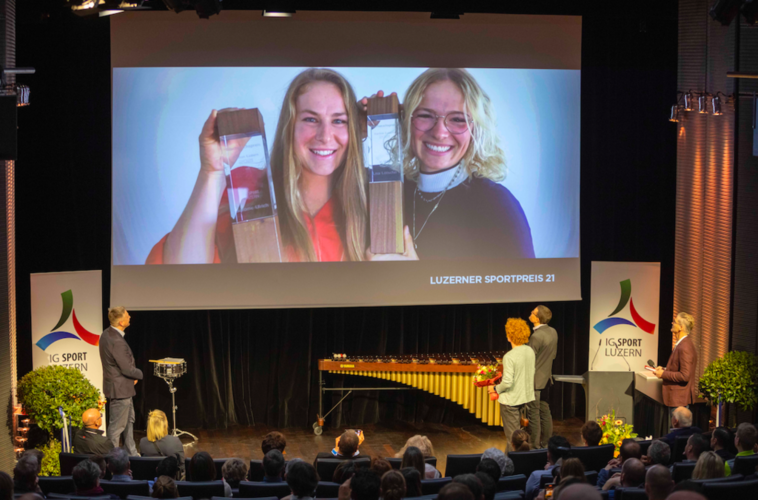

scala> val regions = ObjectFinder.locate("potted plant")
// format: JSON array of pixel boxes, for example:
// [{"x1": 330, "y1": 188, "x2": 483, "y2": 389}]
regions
[{"x1": 698, "y1": 350, "x2": 758, "y2": 425}]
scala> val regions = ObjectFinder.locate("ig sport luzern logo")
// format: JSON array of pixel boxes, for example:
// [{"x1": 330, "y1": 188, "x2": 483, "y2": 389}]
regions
[
  {"x1": 35, "y1": 290, "x2": 101, "y2": 351},
  {"x1": 593, "y1": 279, "x2": 656, "y2": 335}
]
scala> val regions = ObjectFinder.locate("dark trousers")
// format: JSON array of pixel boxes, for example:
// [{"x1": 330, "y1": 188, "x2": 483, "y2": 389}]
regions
[
  {"x1": 526, "y1": 384, "x2": 553, "y2": 448},
  {"x1": 108, "y1": 397, "x2": 138, "y2": 455},
  {"x1": 500, "y1": 402, "x2": 525, "y2": 454}
]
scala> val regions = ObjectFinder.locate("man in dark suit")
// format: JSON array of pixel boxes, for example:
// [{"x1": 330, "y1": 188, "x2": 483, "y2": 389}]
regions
[
  {"x1": 526, "y1": 305, "x2": 558, "y2": 449},
  {"x1": 660, "y1": 407, "x2": 701, "y2": 447},
  {"x1": 654, "y1": 312, "x2": 698, "y2": 409},
  {"x1": 73, "y1": 408, "x2": 114, "y2": 455},
  {"x1": 99, "y1": 306, "x2": 143, "y2": 456}
]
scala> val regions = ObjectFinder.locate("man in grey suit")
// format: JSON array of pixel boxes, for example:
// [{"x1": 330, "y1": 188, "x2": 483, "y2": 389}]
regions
[
  {"x1": 526, "y1": 305, "x2": 558, "y2": 449},
  {"x1": 100, "y1": 306, "x2": 143, "y2": 456}
]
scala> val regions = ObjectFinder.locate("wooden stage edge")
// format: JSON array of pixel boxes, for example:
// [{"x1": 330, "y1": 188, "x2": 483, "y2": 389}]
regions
[{"x1": 133, "y1": 418, "x2": 585, "y2": 476}]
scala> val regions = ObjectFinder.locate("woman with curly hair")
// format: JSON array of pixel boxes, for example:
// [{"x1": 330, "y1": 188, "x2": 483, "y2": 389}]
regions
[
  {"x1": 488, "y1": 318, "x2": 535, "y2": 452},
  {"x1": 365, "y1": 68, "x2": 534, "y2": 261}
]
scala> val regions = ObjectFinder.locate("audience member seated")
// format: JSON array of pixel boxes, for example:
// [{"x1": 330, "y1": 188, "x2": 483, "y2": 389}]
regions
[
  {"x1": 0, "y1": 471, "x2": 13, "y2": 500},
  {"x1": 12, "y1": 455, "x2": 42, "y2": 495},
  {"x1": 710, "y1": 426, "x2": 735, "y2": 461},
  {"x1": 333, "y1": 460, "x2": 356, "y2": 484},
  {"x1": 476, "y1": 458, "x2": 501, "y2": 485},
  {"x1": 438, "y1": 482, "x2": 475, "y2": 500},
  {"x1": 597, "y1": 439, "x2": 641, "y2": 489},
  {"x1": 152, "y1": 476, "x2": 179, "y2": 499},
  {"x1": 474, "y1": 472, "x2": 496, "y2": 500},
  {"x1": 511, "y1": 429, "x2": 532, "y2": 452},
  {"x1": 349, "y1": 469, "x2": 380, "y2": 500},
  {"x1": 641, "y1": 439, "x2": 671, "y2": 466},
  {"x1": 108, "y1": 448, "x2": 133, "y2": 482},
  {"x1": 369, "y1": 458, "x2": 392, "y2": 477},
  {"x1": 525, "y1": 435, "x2": 571, "y2": 500},
  {"x1": 401, "y1": 447, "x2": 427, "y2": 479},
  {"x1": 73, "y1": 459, "x2": 117, "y2": 498},
  {"x1": 481, "y1": 448, "x2": 515, "y2": 477},
  {"x1": 549, "y1": 458, "x2": 586, "y2": 500},
  {"x1": 150, "y1": 456, "x2": 180, "y2": 491},
  {"x1": 691, "y1": 451, "x2": 724, "y2": 480},
  {"x1": 91, "y1": 455, "x2": 108, "y2": 480},
  {"x1": 399, "y1": 468, "x2": 422, "y2": 498},
  {"x1": 581, "y1": 420, "x2": 603, "y2": 447},
  {"x1": 263, "y1": 450, "x2": 286, "y2": 483},
  {"x1": 262, "y1": 431, "x2": 287, "y2": 455},
  {"x1": 221, "y1": 458, "x2": 248, "y2": 489},
  {"x1": 644, "y1": 465, "x2": 673, "y2": 500},
  {"x1": 314, "y1": 431, "x2": 361, "y2": 464},
  {"x1": 189, "y1": 451, "x2": 232, "y2": 497},
  {"x1": 670, "y1": 433, "x2": 709, "y2": 475},
  {"x1": 452, "y1": 474, "x2": 483, "y2": 500},
  {"x1": 395, "y1": 435, "x2": 441, "y2": 479},
  {"x1": 603, "y1": 458, "x2": 645, "y2": 499},
  {"x1": 380, "y1": 470, "x2": 405, "y2": 500},
  {"x1": 662, "y1": 407, "x2": 702, "y2": 447},
  {"x1": 554, "y1": 483, "x2": 601, "y2": 500},
  {"x1": 726, "y1": 422, "x2": 757, "y2": 475},
  {"x1": 285, "y1": 461, "x2": 319, "y2": 500},
  {"x1": 139, "y1": 410, "x2": 186, "y2": 475},
  {"x1": 19, "y1": 451, "x2": 44, "y2": 474},
  {"x1": 73, "y1": 409, "x2": 114, "y2": 455}
]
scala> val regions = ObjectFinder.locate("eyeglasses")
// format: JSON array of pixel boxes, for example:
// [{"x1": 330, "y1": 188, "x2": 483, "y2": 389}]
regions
[{"x1": 411, "y1": 111, "x2": 473, "y2": 135}]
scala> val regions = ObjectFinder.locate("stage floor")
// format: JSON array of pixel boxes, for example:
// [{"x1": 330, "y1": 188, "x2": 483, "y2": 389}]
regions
[{"x1": 134, "y1": 418, "x2": 584, "y2": 476}]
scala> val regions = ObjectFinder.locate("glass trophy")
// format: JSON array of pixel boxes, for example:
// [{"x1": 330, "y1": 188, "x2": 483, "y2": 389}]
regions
[
  {"x1": 364, "y1": 94, "x2": 404, "y2": 254},
  {"x1": 217, "y1": 108, "x2": 282, "y2": 263}
]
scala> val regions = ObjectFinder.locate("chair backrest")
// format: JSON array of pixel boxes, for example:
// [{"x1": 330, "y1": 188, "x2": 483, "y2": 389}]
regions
[
  {"x1": 509, "y1": 449, "x2": 548, "y2": 477},
  {"x1": 184, "y1": 458, "x2": 228, "y2": 482},
  {"x1": 238, "y1": 481, "x2": 292, "y2": 499},
  {"x1": 671, "y1": 462, "x2": 696, "y2": 483},
  {"x1": 386, "y1": 457, "x2": 438, "y2": 470},
  {"x1": 127, "y1": 456, "x2": 165, "y2": 481},
  {"x1": 127, "y1": 497, "x2": 193, "y2": 500},
  {"x1": 421, "y1": 478, "x2": 452, "y2": 495},
  {"x1": 614, "y1": 487, "x2": 648, "y2": 500},
  {"x1": 732, "y1": 453, "x2": 758, "y2": 477},
  {"x1": 496, "y1": 475, "x2": 526, "y2": 492},
  {"x1": 636, "y1": 440, "x2": 653, "y2": 457},
  {"x1": 444, "y1": 454, "x2": 482, "y2": 478},
  {"x1": 48, "y1": 495, "x2": 112, "y2": 500},
  {"x1": 584, "y1": 470, "x2": 598, "y2": 486},
  {"x1": 702, "y1": 478, "x2": 758, "y2": 500},
  {"x1": 493, "y1": 491, "x2": 524, "y2": 500},
  {"x1": 315, "y1": 481, "x2": 341, "y2": 498},
  {"x1": 315, "y1": 458, "x2": 367, "y2": 483},
  {"x1": 100, "y1": 480, "x2": 151, "y2": 499},
  {"x1": 407, "y1": 495, "x2": 439, "y2": 500},
  {"x1": 59, "y1": 452, "x2": 92, "y2": 476},
  {"x1": 538, "y1": 473, "x2": 555, "y2": 489},
  {"x1": 176, "y1": 480, "x2": 226, "y2": 500},
  {"x1": 212, "y1": 497, "x2": 277, "y2": 500},
  {"x1": 249, "y1": 460, "x2": 264, "y2": 481},
  {"x1": 38, "y1": 475, "x2": 76, "y2": 496},
  {"x1": 689, "y1": 474, "x2": 742, "y2": 485},
  {"x1": 671, "y1": 435, "x2": 690, "y2": 463},
  {"x1": 563, "y1": 444, "x2": 615, "y2": 473}
]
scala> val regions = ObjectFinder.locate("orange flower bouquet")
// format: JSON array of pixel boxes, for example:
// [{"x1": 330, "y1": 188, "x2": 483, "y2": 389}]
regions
[{"x1": 598, "y1": 409, "x2": 637, "y2": 458}]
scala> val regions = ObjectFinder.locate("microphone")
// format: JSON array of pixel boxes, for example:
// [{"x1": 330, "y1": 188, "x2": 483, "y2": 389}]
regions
[
  {"x1": 590, "y1": 339, "x2": 602, "y2": 371},
  {"x1": 620, "y1": 354, "x2": 631, "y2": 371},
  {"x1": 647, "y1": 359, "x2": 656, "y2": 368}
]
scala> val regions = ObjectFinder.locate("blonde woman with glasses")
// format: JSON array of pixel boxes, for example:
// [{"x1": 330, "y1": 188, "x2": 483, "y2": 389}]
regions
[
  {"x1": 139, "y1": 410, "x2": 185, "y2": 475},
  {"x1": 365, "y1": 69, "x2": 534, "y2": 261}
]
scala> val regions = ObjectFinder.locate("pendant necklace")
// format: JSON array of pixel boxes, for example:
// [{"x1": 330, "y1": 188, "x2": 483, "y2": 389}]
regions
[{"x1": 413, "y1": 164, "x2": 463, "y2": 249}]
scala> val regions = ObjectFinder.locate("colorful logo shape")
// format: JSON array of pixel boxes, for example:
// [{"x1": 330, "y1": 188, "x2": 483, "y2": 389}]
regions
[
  {"x1": 593, "y1": 279, "x2": 656, "y2": 334},
  {"x1": 36, "y1": 290, "x2": 100, "y2": 350}
]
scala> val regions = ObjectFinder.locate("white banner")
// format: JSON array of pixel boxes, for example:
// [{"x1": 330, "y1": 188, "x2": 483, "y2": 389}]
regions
[
  {"x1": 589, "y1": 262, "x2": 660, "y2": 372},
  {"x1": 31, "y1": 271, "x2": 104, "y2": 399}
]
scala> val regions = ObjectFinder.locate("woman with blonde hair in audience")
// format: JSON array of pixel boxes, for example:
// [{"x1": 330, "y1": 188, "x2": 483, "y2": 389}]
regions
[
  {"x1": 140, "y1": 410, "x2": 186, "y2": 476},
  {"x1": 395, "y1": 435, "x2": 441, "y2": 478},
  {"x1": 380, "y1": 470, "x2": 406, "y2": 500},
  {"x1": 692, "y1": 451, "x2": 725, "y2": 480},
  {"x1": 511, "y1": 430, "x2": 532, "y2": 452}
]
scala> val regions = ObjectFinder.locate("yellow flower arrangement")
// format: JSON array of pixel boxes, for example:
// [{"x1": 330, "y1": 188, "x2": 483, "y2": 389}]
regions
[{"x1": 597, "y1": 409, "x2": 638, "y2": 456}]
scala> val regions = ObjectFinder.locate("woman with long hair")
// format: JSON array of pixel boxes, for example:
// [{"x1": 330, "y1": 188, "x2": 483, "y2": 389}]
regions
[
  {"x1": 148, "y1": 68, "x2": 367, "y2": 263},
  {"x1": 139, "y1": 410, "x2": 186, "y2": 476},
  {"x1": 400, "y1": 446, "x2": 426, "y2": 478},
  {"x1": 395, "y1": 435, "x2": 441, "y2": 478},
  {"x1": 511, "y1": 430, "x2": 532, "y2": 452},
  {"x1": 189, "y1": 452, "x2": 232, "y2": 497},
  {"x1": 365, "y1": 68, "x2": 534, "y2": 261},
  {"x1": 692, "y1": 451, "x2": 725, "y2": 480},
  {"x1": 380, "y1": 470, "x2": 406, "y2": 500}
]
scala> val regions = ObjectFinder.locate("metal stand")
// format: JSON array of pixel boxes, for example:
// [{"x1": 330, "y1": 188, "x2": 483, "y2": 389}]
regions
[{"x1": 159, "y1": 376, "x2": 198, "y2": 442}]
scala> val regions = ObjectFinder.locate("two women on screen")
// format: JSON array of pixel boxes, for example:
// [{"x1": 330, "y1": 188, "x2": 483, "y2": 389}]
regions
[{"x1": 146, "y1": 67, "x2": 533, "y2": 264}]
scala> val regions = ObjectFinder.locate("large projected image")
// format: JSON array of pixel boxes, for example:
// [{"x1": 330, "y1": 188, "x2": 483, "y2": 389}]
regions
[{"x1": 113, "y1": 66, "x2": 579, "y2": 268}]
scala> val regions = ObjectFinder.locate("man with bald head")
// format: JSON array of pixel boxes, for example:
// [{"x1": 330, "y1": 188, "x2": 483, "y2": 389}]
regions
[
  {"x1": 603, "y1": 458, "x2": 646, "y2": 494},
  {"x1": 645, "y1": 465, "x2": 674, "y2": 500},
  {"x1": 556, "y1": 483, "x2": 601, "y2": 500},
  {"x1": 73, "y1": 408, "x2": 114, "y2": 455}
]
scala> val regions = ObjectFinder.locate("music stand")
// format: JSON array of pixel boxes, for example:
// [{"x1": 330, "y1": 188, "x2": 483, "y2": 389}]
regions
[{"x1": 150, "y1": 358, "x2": 198, "y2": 442}]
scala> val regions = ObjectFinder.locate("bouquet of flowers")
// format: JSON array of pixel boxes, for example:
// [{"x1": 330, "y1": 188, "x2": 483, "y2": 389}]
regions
[
  {"x1": 473, "y1": 364, "x2": 502, "y2": 400},
  {"x1": 598, "y1": 409, "x2": 638, "y2": 457}
]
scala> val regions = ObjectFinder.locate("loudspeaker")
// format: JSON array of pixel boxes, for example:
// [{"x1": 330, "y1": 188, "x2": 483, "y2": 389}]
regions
[{"x1": 0, "y1": 95, "x2": 17, "y2": 161}]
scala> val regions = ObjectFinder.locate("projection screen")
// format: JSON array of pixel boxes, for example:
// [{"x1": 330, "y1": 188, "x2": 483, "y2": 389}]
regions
[{"x1": 110, "y1": 11, "x2": 581, "y2": 309}]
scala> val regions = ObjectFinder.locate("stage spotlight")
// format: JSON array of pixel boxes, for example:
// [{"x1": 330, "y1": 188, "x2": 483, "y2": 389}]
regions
[
  {"x1": 709, "y1": 0, "x2": 743, "y2": 25},
  {"x1": 712, "y1": 95, "x2": 724, "y2": 115},
  {"x1": 698, "y1": 94, "x2": 709, "y2": 113},
  {"x1": 684, "y1": 92, "x2": 695, "y2": 111},
  {"x1": 669, "y1": 105, "x2": 681, "y2": 123},
  {"x1": 263, "y1": 10, "x2": 295, "y2": 17}
]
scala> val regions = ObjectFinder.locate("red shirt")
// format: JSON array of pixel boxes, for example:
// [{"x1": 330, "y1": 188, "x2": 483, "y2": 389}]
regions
[{"x1": 146, "y1": 197, "x2": 345, "y2": 264}]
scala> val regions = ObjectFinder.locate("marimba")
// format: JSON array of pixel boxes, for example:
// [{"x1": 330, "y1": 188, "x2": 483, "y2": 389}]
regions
[{"x1": 316, "y1": 353, "x2": 506, "y2": 435}]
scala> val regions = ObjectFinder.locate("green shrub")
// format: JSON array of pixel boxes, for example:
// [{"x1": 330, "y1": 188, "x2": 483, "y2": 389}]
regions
[
  {"x1": 699, "y1": 350, "x2": 758, "y2": 411},
  {"x1": 37, "y1": 438, "x2": 62, "y2": 476},
  {"x1": 17, "y1": 365, "x2": 102, "y2": 432}
]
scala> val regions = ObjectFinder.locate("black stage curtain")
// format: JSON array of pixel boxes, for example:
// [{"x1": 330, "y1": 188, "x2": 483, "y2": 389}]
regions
[{"x1": 13, "y1": 3, "x2": 678, "y2": 431}]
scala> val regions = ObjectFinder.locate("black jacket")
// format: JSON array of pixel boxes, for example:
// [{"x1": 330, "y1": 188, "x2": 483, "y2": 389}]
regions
[
  {"x1": 99, "y1": 326, "x2": 143, "y2": 399},
  {"x1": 73, "y1": 427, "x2": 114, "y2": 455}
]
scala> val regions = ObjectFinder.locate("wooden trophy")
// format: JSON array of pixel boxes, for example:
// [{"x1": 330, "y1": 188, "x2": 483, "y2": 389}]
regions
[
  {"x1": 217, "y1": 108, "x2": 282, "y2": 263},
  {"x1": 365, "y1": 95, "x2": 404, "y2": 254}
]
